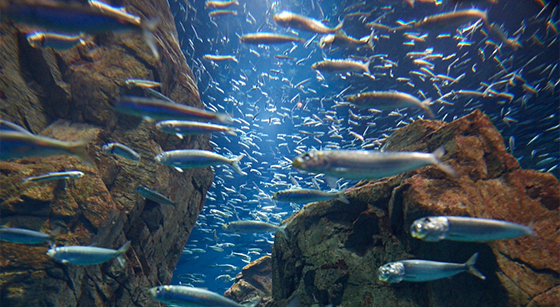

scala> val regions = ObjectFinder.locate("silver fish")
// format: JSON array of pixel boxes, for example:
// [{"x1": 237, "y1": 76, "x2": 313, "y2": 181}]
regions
[
  {"x1": 23, "y1": 170, "x2": 84, "y2": 184},
  {"x1": 0, "y1": 131, "x2": 93, "y2": 165},
  {"x1": 239, "y1": 32, "x2": 304, "y2": 44},
  {"x1": 272, "y1": 188, "x2": 349, "y2": 204},
  {"x1": 222, "y1": 220, "x2": 286, "y2": 234},
  {"x1": 0, "y1": 119, "x2": 32, "y2": 134},
  {"x1": 149, "y1": 285, "x2": 259, "y2": 307},
  {"x1": 136, "y1": 185, "x2": 175, "y2": 206},
  {"x1": 155, "y1": 150, "x2": 246, "y2": 175},
  {"x1": 273, "y1": 11, "x2": 343, "y2": 34},
  {"x1": 155, "y1": 120, "x2": 237, "y2": 138},
  {"x1": 378, "y1": 253, "x2": 486, "y2": 283},
  {"x1": 292, "y1": 147, "x2": 457, "y2": 180},
  {"x1": 410, "y1": 216, "x2": 534, "y2": 242},
  {"x1": 26, "y1": 31, "x2": 88, "y2": 50},
  {"x1": 345, "y1": 90, "x2": 434, "y2": 118},
  {"x1": 47, "y1": 241, "x2": 131, "y2": 267},
  {"x1": 0, "y1": 227, "x2": 60, "y2": 245},
  {"x1": 311, "y1": 58, "x2": 371, "y2": 74},
  {"x1": 102, "y1": 142, "x2": 141, "y2": 166}
]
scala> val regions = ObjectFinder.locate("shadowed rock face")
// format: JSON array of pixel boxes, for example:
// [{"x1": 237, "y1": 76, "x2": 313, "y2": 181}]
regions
[
  {"x1": 269, "y1": 110, "x2": 559, "y2": 307},
  {"x1": 0, "y1": 0, "x2": 213, "y2": 306}
]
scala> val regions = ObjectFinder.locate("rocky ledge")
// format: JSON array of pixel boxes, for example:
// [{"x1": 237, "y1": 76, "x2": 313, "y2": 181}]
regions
[{"x1": 226, "y1": 110, "x2": 558, "y2": 307}]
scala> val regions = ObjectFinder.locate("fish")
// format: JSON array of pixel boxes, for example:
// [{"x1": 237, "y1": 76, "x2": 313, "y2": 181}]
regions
[
  {"x1": 208, "y1": 9, "x2": 237, "y2": 17},
  {"x1": 311, "y1": 58, "x2": 372, "y2": 75},
  {"x1": 292, "y1": 147, "x2": 457, "y2": 180},
  {"x1": 149, "y1": 285, "x2": 259, "y2": 307},
  {"x1": 395, "y1": 9, "x2": 488, "y2": 31},
  {"x1": 345, "y1": 90, "x2": 434, "y2": 118},
  {"x1": 0, "y1": 227, "x2": 60, "y2": 245},
  {"x1": 205, "y1": 0, "x2": 239, "y2": 9},
  {"x1": 125, "y1": 79, "x2": 161, "y2": 89},
  {"x1": 485, "y1": 23, "x2": 521, "y2": 51},
  {"x1": 273, "y1": 11, "x2": 344, "y2": 34},
  {"x1": 87, "y1": 0, "x2": 140, "y2": 23},
  {"x1": 47, "y1": 241, "x2": 131, "y2": 267},
  {"x1": 239, "y1": 32, "x2": 304, "y2": 44},
  {"x1": 221, "y1": 220, "x2": 286, "y2": 234},
  {"x1": 203, "y1": 54, "x2": 239, "y2": 62},
  {"x1": 26, "y1": 31, "x2": 88, "y2": 50},
  {"x1": 0, "y1": 0, "x2": 160, "y2": 59},
  {"x1": 155, "y1": 150, "x2": 246, "y2": 175},
  {"x1": 377, "y1": 253, "x2": 486, "y2": 283},
  {"x1": 319, "y1": 32, "x2": 372, "y2": 49},
  {"x1": 22, "y1": 170, "x2": 84, "y2": 184},
  {"x1": 101, "y1": 142, "x2": 141, "y2": 166},
  {"x1": 272, "y1": 188, "x2": 349, "y2": 204},
  {"x1": 0, "y1": 119, "x2": 32, "y2": 134},
  {"x1": 410, "y1": 216, "x2": 534, "y2": 242},
  {"x1": 155, "y1": 120, "x2": 237, "y2": 138},
  {"x1": 136, "y1": 185, "x2": 175, "y2": 206},
  {"x1": 0, "y1": 131, "x2": 93, "y2": 165},
  {"x1": 145, "y1": 88, "x2": 176, "y2": 104},
  {"x1": 113, "y1": 96, "x2": 233, "y2": 124}
]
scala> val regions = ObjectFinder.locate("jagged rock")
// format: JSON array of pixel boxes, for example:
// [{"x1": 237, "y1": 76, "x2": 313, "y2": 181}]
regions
[
  {"x1": 271, "y1": 110, "x2": 559, "y2": 307},
  {"x1": 225, "y1": 256, "x2": 274, "y2": 307},
  {"x1": 0, "y1": 0, "x2": 213, "y2": 306}
]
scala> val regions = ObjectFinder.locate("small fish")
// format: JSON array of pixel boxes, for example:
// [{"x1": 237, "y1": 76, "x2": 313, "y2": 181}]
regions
[
  {"x1": 222, "y1": 220, "x2": 286, "y2": 234},
  {"x1": 205, "y1": 0, "x2": 239, "y2": 9},
  {"x1": 136, "y1": 185, "x2": 175, "y2": 206},
  {"x1": 23, "y1": 170, "x2": 84, "y2": 184},
  {"x1": 155, "y1": 120, "x2": 237, "y2": 138},
  {"x1": 272, "y1": 188, "x2": 349, "y2": 204},
  {"x1": 240, "y1": 32, "x2": 304, "y2": 44},
  {"x1": 485, "y1": 23, "x2": 521, "y2": 51},
  {"x1": 145, "y1": 88, "x2": 176, "y2": 104},
  {"x1": 410, "y1": 216, "x2": 534, "y2": 242},
  {"x1": 113, "y1": 96, "x2": 233, "y2": 124},
  {"x1": 400, "y1": 9, "x2": 488, "y2": 31},
  {"x1": 0, "y1": 227, "x2": 60, "y2": 245},
  {"x1": 311, "y1": 58, "x2": 371, "y2": 75},
  {"x1": 203, "y1": 54, "x2": 238, "y2": 62},
  {"x1": 87, "y1": 0, "x2": 140, "y2": 23},
  {"x1": 1, "y1": 0, "x2": 159, "y2": 59},
  {"x1": 124, "y1": 79, "x2": 161, "y2": 89},
  {"x1": 345, "y1": 90, "x2": 434, "y2": 118},
  {"x1": 26, "y1": 31, "x2": 88, "y2": 50},
  {"x1": 101, "y1": 142, "x2": 141, "y2": 166},
  {"x1": 273, "y1": 11, "x2": 343, "y2": 34},
  {"x1": 0, "y1": 131, "x2": 93, "y2": 165},
  {"x1": 378, "y1": 253, "x2": 486, "y2": 283},
  {"x1": 208, "y1": 9, "x2": 237, "y2": 17},
  {"x1": 292, "y1": 147, "x2": 457, "y2": 180},
  {"x1": 155, "y1": 150, "x2": 246, "y2": 175},
  {"x1": 149, "y1": 285, "x2": 259, "y2": 307},
  {"x1": 319, "y1": 32, "x2": 371, "y2": 49},
  {"x1": 47, "y1": 241, "x2": 131, "y2": 267}
]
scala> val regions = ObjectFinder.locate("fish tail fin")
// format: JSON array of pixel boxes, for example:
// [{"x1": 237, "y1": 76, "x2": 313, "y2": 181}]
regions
[
  {"x1": 136, "y1": 156, "x2": 141, "y2": 167},
  {"x1": 465, "y1": 252, "x2": 486, "y2": 280},
  {"x1": 142, "y1": 17, "x2": 160, "y2": 60},
  {"x1": 229, "y1": 154, "x2": 247, "y2": 176},
  {"x1": 217, "y1": 113, "x2": 234, "y2": 125},
  {"x1": 337, "y1": 189, "x2": 350, "y2": 204},
  {"x1": 335, "y1": 15, "x2": 346, "y2": 31},
  {"x1": 116, "y1": 240, "x2": 131, "y2": 268},
  {"x1": 421, "y1": 98, "x2": 434, "y2": 118},
  {"x1": 68, "y1": 138, "x2": 95, "y2": 167},
  {"x1": 225, "y1": 128, "x2": 238, "y2": 136},
  {"x1": 48, "y1": 227, "x2": 61, "y2": 247},
  {"x1": 432, "y1": 146, "x2": 458, "y2": 178}
]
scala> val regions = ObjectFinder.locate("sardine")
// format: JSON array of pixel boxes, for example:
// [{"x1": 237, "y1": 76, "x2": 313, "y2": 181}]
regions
[
  {"x1": 401, "y1": 9, "x2": 489, "y2": 31},
  {"x1": 378, "y1": 253, "x2": 486, "y2": 283},
  {"x1": 125, "y1": 79, "x2": 161, "y2": 89},
  {"x1": 221, "y1": 220, "x2": 286, "y2": 234},
  {"x1": 240, "y1": 32, "x2": 304, "y2": 44},
  {"x1": 272, "y1": 188, "x2": 349, "y2": 204},
  {"x1": 0, "y1": 227, "x2": 60, "y2": 245},
  {"x1": 292, "y1": 147, "x2": 457, "y2": 180},
  {"x1": 136, "y1": 185, "x2": 175, "y2": 206},
  {"x1": 273, "y1": 11, "x2": 343, "y2": 34},
  {"x1": 149, "y1": 285, "x2": 258, "y2": 307},
  {"x1": 311, "y1": 58, "x2": 371, "y2": 74},
  {"x1": 155, "y1": 150, "x2": 246, "y2": 175},
  {"x1": 102, "y1": 142, "x2": 141, "y2": 166},
  {"x1": 345, "y1": 90, "x2": 434, "y2": 118},
  {"x1": 23, "y1": 170, "x2": 84, "y2": 183},
  {"x1": 47, "y1": 241, "x2": 131, "y2": 267},
  {"x1": 155, "y1": 120, "x2": 237, "y2": 138},
  {"x1": 205, "y1": 0, "x2": 239, "y2": 9},
  {"x1": 410, "y1": 216, "x2": 534, "y2": 242},
  {"x1": 203, "y1": 54, "x2": 238, "y2": 62},
  {"x1": 26, "y1": 31, "x2": 87, "y2": 50}
]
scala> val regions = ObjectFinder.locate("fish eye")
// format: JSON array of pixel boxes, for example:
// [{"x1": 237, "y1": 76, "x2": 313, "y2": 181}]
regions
[
  {"x1": 156, "y1": 287, "x2": 162, "y2": 294},
  {"x1": 302, "y1": 152, "x2": 314, "y2": 160}
]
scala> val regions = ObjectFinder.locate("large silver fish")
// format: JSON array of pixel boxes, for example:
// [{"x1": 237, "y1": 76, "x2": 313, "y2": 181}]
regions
[
  {"x1": 149, "y1": 285, "x2": 259, "y2": 307},
  {"x1": 47, "y1": 241, "x2": 131, "y2": 267},
  {"x1": 378, "y1": 253, "x2": 486, "y2": 283},
  {"x1": 272, "y1": 188, "x2": 349, "y2": 204},
  {"x1": 292, "y1": 147, "x2": 457, "y2": 180},
  {"x1": 410, "y1": 216, "x2": 534, "y2": 242},
  {"x1": 155, "y1": 150, "x2": 246, "y2": 175}
]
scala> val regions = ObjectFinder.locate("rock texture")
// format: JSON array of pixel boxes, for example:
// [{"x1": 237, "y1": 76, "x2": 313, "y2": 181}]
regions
[
  {"x1": 225, "y1": 256, "x2": 273, "y2": 306},
  {"x1": 0, "y1": 0, "x2": 212, "y2": 306},
  {"x1": 271, "y1": 110, "x2": 559, "y2": 307}
]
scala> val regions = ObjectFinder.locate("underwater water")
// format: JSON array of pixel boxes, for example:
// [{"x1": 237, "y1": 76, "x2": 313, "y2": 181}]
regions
[{"x1": 167, "y1": 0, "x2": 559, "y2": 295}]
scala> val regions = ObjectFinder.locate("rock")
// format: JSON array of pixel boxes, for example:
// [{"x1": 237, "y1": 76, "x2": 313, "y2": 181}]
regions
[
  {"x1": 225, "y1": 256, "x2": 273, "y2": 307},
  {"x1": 271, "y1": 110, "x2": 559, "y2": 307},
  {"x1": 0, "y1": 0, "x2": 213, "y2": 306}
]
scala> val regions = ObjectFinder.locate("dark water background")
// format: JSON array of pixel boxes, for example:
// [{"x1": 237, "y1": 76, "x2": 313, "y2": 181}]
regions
[{"x1": 167, "y1": 0, "x2": 559, "y2": 294}]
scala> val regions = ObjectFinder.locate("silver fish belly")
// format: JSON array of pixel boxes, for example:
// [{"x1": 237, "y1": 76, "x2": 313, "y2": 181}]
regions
[{"x1": 411, "y1": 216, "x2": 534, "y2": 242}]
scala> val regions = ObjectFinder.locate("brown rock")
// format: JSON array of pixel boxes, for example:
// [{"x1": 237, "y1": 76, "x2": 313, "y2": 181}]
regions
[
  {"x1": 225, "y1": 256, "x2": 272, "y2": 307},
  {"x1": 271, "y1": 110, "x2": 559, "y2": 307}
]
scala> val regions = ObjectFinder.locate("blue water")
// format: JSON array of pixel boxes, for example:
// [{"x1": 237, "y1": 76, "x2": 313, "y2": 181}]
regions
[{"x1": 168, "y1": 0, "x2": 559, "y2": 294}]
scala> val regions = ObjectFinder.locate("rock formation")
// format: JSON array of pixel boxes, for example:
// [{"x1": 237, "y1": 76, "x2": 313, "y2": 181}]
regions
[
  {"x1": 0, "y1": 0, "x2": 213, "y2": 305},
  {"x1": 269, "y1": 110, "x2": 559, "y2": 307},
  {"x1": 225, "y1": 256, "x2": 274, "y2": 306}
]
